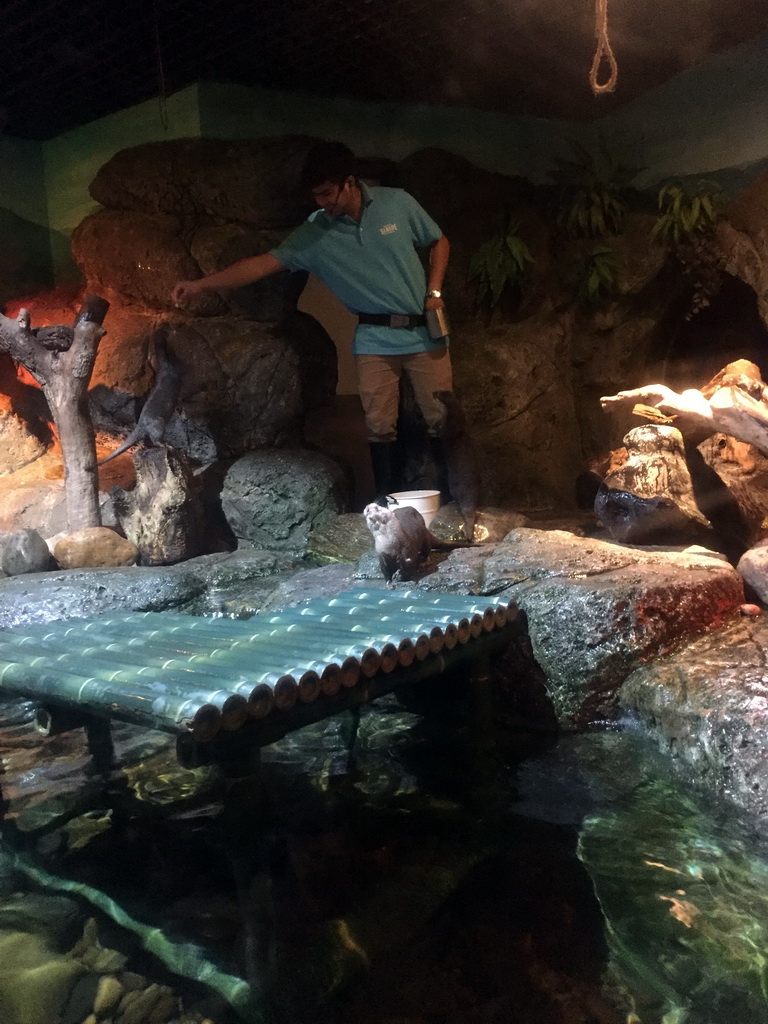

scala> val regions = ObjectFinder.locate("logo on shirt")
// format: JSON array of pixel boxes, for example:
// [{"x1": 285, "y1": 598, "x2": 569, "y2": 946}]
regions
[{"x1": 380, "y1": 223, "x2": 398, "y2": 235}]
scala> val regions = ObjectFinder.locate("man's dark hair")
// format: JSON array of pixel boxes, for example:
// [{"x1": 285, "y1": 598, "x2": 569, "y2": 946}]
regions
[{"x1": 300, "y1": 141, "x2": 357, "y2": 189}]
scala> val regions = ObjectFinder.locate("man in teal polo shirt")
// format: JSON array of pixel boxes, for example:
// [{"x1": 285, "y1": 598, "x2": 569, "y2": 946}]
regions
[{"x1": 171, "y1": 141, "x2": 452, "y2": 498}]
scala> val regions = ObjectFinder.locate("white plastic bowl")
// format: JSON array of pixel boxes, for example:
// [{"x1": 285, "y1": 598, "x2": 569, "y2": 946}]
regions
[{"x1": 387, "y1": 490, "x2": 441, "y2": 527}]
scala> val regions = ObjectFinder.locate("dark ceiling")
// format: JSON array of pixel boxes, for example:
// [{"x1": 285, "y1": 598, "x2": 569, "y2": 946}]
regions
[{"x1": 3, "y1": 0, "x2": 767, "y2": 141}]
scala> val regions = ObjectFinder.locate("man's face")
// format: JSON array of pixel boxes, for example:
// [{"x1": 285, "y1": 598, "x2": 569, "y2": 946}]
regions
[{"x1": 311, "y1": 177, "x2": 354, "y2": 217}]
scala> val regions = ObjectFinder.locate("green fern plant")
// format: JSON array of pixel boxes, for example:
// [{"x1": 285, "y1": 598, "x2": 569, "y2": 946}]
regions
[
  {"x1": 574, "y1": 244, "x2": 619, "y2": 306},
  {"x1": 651, "y1": 178, "x2": 722, "y2": 245},
  {"x1": 652, "y1": 178, "x2": 724, "y2": 317},
  {"x1": 468, "y1": 217, "x2": 535, "y2": 310},
  {"x1": 559, "y1": 182, "x2": 627, "y2": 238},
  {"x1": 551, "y1": 137, "x2": 640, "y2": 239}
]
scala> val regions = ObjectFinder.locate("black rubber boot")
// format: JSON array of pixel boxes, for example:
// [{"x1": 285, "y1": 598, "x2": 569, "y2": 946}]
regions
[
  {"x1": 429, "y1": 436, "x2": 451, "y2": 504},
  {"x1": 369, "y1": 441, "x2": 397, "y2": 499}
]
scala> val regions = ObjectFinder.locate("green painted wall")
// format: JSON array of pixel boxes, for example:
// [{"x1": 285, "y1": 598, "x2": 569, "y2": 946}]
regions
[
  {"x1": 0, "y1": 136, "x2": 51, "y2": 302},
  {"x1": 3, "y1": 28, "x2": 768, "y2": 292},
  {"x1": 42, "y1": 85, "x2": 202, "y2": 284},
  {"x1": 602, "y1": 29, "x2": 768, "y2": 197},
  {"x1": 197, "y1": 81, "x2": 590, "y2": 184}
]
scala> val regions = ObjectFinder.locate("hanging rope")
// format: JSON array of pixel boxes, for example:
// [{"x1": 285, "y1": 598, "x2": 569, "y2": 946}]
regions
[{"x1": 589, "y1": 0, "x2": 618, "y2": 95}]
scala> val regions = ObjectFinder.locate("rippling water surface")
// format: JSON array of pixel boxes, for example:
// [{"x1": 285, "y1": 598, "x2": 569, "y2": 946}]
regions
[{"x1": 2, "y1": 675, "x2": 768, "y2": 1024}]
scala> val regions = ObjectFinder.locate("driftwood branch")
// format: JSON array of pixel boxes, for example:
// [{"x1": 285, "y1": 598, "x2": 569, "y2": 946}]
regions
[
  {"x1": 601, "y1": 360, "x2": 768, "y2": 457},
  {"x1": 0, "y1": 295, "x2": 109, "y2": 531}
]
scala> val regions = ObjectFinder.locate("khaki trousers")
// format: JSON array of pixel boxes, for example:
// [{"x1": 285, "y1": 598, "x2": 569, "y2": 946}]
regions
[{"x1": 356, "y1": 348, "x2": 454, "y2": 442}]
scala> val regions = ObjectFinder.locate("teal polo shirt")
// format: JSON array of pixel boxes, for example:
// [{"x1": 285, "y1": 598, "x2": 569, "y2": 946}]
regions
[{"x1": 270, "y1": 184, "x2": 446, "y2": 355}]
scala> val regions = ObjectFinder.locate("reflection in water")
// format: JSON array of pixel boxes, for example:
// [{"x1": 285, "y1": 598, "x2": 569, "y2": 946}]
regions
[{"x1": 3, "y1": 680, "x2": 768, "y2": 1024}]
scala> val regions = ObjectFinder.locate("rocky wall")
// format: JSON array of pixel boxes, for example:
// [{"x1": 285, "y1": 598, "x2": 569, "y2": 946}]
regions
[{"x1": 10, "y1": 136, "x2": 768, "y2": 510}]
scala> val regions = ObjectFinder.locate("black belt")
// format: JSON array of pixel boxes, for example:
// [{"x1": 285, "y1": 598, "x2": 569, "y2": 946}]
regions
[{"x1": 356, "y1": 313, "x2": 426, "y2": 328}]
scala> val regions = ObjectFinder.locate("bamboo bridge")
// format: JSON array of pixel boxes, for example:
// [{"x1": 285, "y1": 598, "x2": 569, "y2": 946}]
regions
[{"x1": 0, "y1": 588, "x2": 520, "y2": 770}]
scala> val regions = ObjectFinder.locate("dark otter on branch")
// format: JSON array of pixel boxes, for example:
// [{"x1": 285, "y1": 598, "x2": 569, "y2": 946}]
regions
[
  {"x1": 363, "y1": 501, "x2": 473, "y2": 584},
  {"x1": 33, "y1": 325, "x2": 75, "y2": 352},
  {"x1": 99, "y1": 328, "x2": 183, "y2": 466}
]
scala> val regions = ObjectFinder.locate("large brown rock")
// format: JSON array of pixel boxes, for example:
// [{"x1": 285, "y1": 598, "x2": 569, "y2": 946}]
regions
[
  {"x1": 717, "y1": 174, "x2": 768, "y2": 327},
  {"x1": 714, "y1": 220, "x2": 768, "y2": 327},
  {"x1": 54, "y1": 527, "x2": 138, "y2": 569},
  {"x1": 88, "y1": 310, "x2": 337, "y2": 463},
  {"x1": 71, "y1": 209, "x2": 223, "y2": 314},
  {"x1": 89, "y1": 136, "x2": 321, "y2": 228},
  {"x1": 398, "y1": 147, "x2": 552, "y2": 322},
  {"x1": 698, "y1": 431, "x2": 768, "y2": 549},
  {"x1": 166, "y1": 315, "x2": 335, "y2": 459},
  {"x1": 724, "y1": 171, "x2": 768, "y2": 258}
]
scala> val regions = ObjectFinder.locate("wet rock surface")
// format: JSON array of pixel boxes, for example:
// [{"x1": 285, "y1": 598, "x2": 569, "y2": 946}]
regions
[
  {"x1": 620, "y1": 615, "x2": 768, "y2": 826},
  {"x1": 0, "y1": 516, "x2": 764, "y2": 1024},
  {"x1": 304, "y1": 512, "x2": 373, "y2": 566},
  {"x1": 474, "y1": 528, "x2": 742, "y2": 721}
]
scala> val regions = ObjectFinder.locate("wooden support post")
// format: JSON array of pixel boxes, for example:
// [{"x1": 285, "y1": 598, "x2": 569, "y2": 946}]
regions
[{"x1": 84, "y1": 715, "x2": 115, "y2": 775}]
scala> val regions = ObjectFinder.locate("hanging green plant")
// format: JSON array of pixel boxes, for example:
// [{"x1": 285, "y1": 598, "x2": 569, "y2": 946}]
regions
[
  {"x1": 651, "y1": 178, "x2": 722, "y2": 246},
  {"x1": 559, "y1": 182, "x2": 628, "y2": 238},
  {"x1": 651, "y1": 178, "x2": 725, "y2": 317},
  {"x1": 573, "y1": 244, "x2": 619, "y2": 306},
  {"x1": 551, "y1": 137, "x2": 640, "y2": 239},
  {"x1": 468, "y1": 217, "x2": 535, "y2": 310}
]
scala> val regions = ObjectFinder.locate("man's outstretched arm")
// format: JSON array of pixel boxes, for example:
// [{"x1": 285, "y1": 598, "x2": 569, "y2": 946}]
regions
[{"x1": 172, "y1": 253, "x2": 286, "y2": 305}]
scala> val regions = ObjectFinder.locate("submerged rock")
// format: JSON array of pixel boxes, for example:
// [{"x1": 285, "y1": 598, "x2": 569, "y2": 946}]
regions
[
  {"x1": 579, "y1": 758, "x2": 768, "y2": 1021},
  {"x1": 620, "y1": 615, "x2": 768, "y2": 827}
]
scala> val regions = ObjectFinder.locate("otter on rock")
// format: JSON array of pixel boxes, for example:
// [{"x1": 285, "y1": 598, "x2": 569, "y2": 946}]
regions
[{"x1": 364, "y1": 502, "x2": 471, "y2": 584}]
